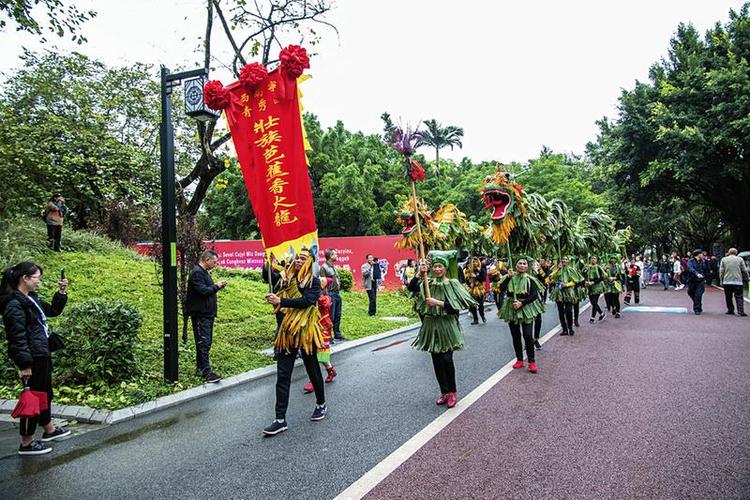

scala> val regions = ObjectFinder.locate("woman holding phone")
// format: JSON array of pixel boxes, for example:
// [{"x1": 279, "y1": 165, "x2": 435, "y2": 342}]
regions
[{"x1": 1, "y1": 261, "x2": 70, "y2": 455}]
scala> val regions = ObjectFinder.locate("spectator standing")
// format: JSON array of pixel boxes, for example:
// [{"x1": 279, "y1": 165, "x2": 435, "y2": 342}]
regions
[
  {"x1": 361, "y1": 255, "x2": 379, "y2": 316},
  {"x1": 624, "y1": 260, "x2": 641, "y2": 304},
  {"x1": 687, "y1": 249, "x2": 709, "y2": 315},
  {"x1": 657, "y1": 255, "x2": 671, "y2": 290},
  {"x1": 635, "y1": 255, "x2": 645, "y2": 288},
  {"x1": 185, "y1": 250, "x2": 227, "y2": 383},
  {"x1": 719, "y1": 248, "x2": 749, "y2": 316},
  {"x1": 319, "y1": 250, "x2": 346, "y2": 341},
  {"x1": 44, "y1": 193, "x2": 67, "y2": 252},
  {"x1": 400, "y1": 259, "x2": 416, "y2": 286},
  {"x1": 673, "y1": 256, "x2": 684, "y2": 290},
  {"x1": 1, "y1": 262, "x2": 70, "y2": 455}
]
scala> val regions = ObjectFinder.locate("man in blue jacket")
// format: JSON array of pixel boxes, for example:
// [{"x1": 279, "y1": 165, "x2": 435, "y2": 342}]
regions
[
  {"x1": 687, "y1": 249, "x2": 709, "y2": 315},
  {"x1": 185, "y1": 250, "x2": 227, "y2": 383}
]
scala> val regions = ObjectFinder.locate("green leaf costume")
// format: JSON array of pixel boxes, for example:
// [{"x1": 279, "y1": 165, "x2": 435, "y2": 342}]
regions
[
  {"x1": 412, "y1": 278, "x2": 476, "y2": 353},
  {"x1": 604, "y1": 263, "x2": 624, "y2": 293},
  {"x1": 549, "y1": 265, "x2": 584, "y2": 304},
  {"x1": 584, "y1": 264, "x2": 607, "y2": 295},
  {"x1": 498, "y1": 273, "x2": 545, "y2": 324}
]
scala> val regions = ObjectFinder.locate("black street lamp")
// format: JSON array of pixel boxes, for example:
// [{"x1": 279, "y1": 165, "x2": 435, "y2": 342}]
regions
[{"x1": 160, "y1": 67, "x2": 219, "y2": 383}]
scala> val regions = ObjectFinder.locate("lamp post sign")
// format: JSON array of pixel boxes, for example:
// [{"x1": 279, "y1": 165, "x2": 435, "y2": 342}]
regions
[{"x1": 159, "y1": 66, "x2": 219, "y2": 383}]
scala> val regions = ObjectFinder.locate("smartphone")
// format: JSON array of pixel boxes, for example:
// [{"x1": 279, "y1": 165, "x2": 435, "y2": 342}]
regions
[{"x1": 60, "y1": 268, "x2": 66, "y2": 281}]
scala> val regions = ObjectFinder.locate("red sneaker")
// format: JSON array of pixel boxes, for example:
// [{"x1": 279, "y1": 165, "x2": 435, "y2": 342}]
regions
[
  {"x1": 303, "y1": 381, "x2": 314, "y2": 393},
  {"x1": 325, "y1": 365, "x2": 337, "y2": 384},
  {"x1": 512, "y1": 360, "x2": 525, "y2": 369},
  {"x1": 436, "y1": 394, "x2": 448, "y2": 405},
  {"x1": 446, "y1": 392, "x2": 457, "y2": 408},
  {"x1": 528, "y1": 362, "x2": 538, "y2": 374}
]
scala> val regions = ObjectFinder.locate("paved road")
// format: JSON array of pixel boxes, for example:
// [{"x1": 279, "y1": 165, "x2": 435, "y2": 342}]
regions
[
  {"x1": 366, "y1": 287, "x2": 750, "y2": 499},
  {"x1": 0, "y1": 301, "x2": 565, "y2": 499}
]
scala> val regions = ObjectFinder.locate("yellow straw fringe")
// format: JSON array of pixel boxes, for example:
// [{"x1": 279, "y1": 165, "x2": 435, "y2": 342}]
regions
[{"x1": 491, "y1": 215, "x2": 516, "y2": 245}]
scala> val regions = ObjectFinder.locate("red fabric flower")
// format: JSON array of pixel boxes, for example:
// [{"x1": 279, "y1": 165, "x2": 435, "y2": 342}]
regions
[
  {"x1": 408, "y1": 160, "x2": 426, "y2": 182},
  {"x1": 239, "y1": 62, "x2": 268, "y2": 89},
  {"x1": 279, "y1": 45, "x2": 310, "y2": 78},
  {"x1": 203, "y1": 80, "x2": 230, "y2": 110}
]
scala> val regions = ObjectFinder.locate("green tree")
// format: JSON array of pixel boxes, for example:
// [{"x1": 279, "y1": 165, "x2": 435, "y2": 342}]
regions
[
  {"x1": 418, "y1": 119, "x2": 464, "y2": 176},
  {"x1": 0, "y1": 0, "x2": 95, "y2": 43},
  {"x1": 0, "y1": 51, "x2": 161, "y2": 228},
  {"x1": 588, "y1": 4, "x2": 750, "y2": 248}
]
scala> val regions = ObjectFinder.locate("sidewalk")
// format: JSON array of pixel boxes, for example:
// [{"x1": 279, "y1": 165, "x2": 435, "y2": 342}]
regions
[{"x1": 364, "y1": 287, "x2": 750, "y2": 499}]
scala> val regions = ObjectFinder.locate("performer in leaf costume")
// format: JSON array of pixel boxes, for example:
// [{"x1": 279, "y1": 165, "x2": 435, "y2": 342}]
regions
[
  {"x1": 463, "y1": 256, "x2": 487, "y2": 324},
  {"x1": 584, "y1": 256, "x2": 607, "y2": 323},
  {"x1": 497, "y1": 256, "x2": 545, "y2": 373},
  {"x1": 407, "y1": 250, "x2": 476, "y2": 409},
  {"x1": 604, "y1": 255, "x2": 624, "y2": 318},
  {"x1": 548, "y1": 255, "x2": 585, "y2": 336}
]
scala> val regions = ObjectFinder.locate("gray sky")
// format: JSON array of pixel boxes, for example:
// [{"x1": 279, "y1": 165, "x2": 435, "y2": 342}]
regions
[{"x1": 1, "y1": 0, "x2": 744, "y2": 163}]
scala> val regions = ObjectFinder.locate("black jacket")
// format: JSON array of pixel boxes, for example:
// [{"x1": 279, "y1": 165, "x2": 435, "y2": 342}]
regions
[
  {"x1": 2, "y1": 290, "x2": 67, "y2": 369},
  {"x1": 185, "y1": 265, "x2": 219, "y2": 317},
  {"x1": 280, "y1": 277, "x2": 322, "y2": 309}
]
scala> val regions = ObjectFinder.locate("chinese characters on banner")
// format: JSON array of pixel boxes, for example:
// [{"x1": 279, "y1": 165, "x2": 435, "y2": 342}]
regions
[{"x1": 223, "y1": 67, "x2": 317, "y2": 260}]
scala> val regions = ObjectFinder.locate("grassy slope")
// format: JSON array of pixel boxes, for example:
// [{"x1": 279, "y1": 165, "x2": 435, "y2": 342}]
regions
[{"x1": 0, "y1": 223, "x2": 416, "y2": 409}]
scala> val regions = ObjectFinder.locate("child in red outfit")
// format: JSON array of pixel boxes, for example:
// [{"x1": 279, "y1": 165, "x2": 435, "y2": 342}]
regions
[{"x1": 303, "y1": 277, "x2": 337, "y2": 392}]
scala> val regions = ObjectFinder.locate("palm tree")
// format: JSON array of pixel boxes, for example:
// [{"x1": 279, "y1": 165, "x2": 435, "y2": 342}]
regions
[{"x1": 419, "y1": 119, "x2": 464, "y2": 176}]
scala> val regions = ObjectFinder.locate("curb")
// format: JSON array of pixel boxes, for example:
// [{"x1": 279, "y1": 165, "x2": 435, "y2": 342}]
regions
[{"x1": 0, "y1": 307, "x2": 490, "y2": 425}]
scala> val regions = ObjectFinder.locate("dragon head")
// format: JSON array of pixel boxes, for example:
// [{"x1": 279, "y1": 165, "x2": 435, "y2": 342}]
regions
[
  {"x1": 394, "y1": 197, "x2": 435, "y2": 250},
  {"x1": 480, "y1": 171, "x2": 527, "y2": 245}
]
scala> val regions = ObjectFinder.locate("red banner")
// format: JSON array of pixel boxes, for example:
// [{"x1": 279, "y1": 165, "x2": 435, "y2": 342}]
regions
[
  {"x1": 136, "y1": 236, "x2": 418, "y2": 290},
  {"x1": 223, "y1": 67, "x2": 317, "y2": 259}
]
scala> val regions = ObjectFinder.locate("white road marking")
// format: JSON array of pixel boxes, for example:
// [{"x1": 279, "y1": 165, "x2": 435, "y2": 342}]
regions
[{"x1": 334, "y1": 302, "x2": 591, "y2": 500}]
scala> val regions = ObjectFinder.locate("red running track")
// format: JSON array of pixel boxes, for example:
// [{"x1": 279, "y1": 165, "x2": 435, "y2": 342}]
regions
[{"x1": 365, "y1": 287, "x2": 750, "y2": 499}]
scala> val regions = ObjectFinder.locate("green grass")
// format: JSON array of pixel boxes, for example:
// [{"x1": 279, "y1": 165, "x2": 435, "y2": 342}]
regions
[{"x1": 0, "y1": 220, "x2": 417, "y2": 409}]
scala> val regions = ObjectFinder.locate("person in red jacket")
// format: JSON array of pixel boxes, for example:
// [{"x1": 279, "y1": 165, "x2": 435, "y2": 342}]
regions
[{"x1": 303, "y1": 277, "x2": 337, "y2": 393}]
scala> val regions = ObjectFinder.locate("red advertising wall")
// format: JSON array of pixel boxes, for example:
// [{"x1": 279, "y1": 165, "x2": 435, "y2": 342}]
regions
[{"x1": 136, "y1": 235, "x2": 418, "y2": 290}]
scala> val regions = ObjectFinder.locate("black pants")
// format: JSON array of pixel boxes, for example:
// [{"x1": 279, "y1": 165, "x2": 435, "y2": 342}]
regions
[
  {"x1": 509, "y1": 322, "x2": 535, "y2": 362},
  {"x1": 589, "y1": 294, "x2": 603, "y2": 317},
  {"x1": 723, "y1": 285, "x2": 745, "y2": 314},
  {"x1": 46, "y1": 224, "x2": 62, "y2": 252},
  {"x1": 556, "y1": 302, "x2": 574, "y2": 332},
  {"x1": 534, "y1": 314, "x2": 542, "y2": 340},
  {"x1": 469, "y1": 295, "x2": 485, "y2": 322},
  {"x1": 275, "y1": 346, "x2": 324, "y2": 420},
  {"x1": 191, "y1": 315, "x2": 214, "y2": 375},
  {"x1": 20, "y1": 357, "x2": 53, "y2": 437},
  {"x1": 688, "y1": 281, "x2": 705, "y2": 313},
  {"x1": 495, "y1": 291, "x2": 506, "y2": 310},
  {"x1": 367, "y1": 286, "x2": 377, "y2": 316},
  {"x1": 605, "y1": 293, "x2": 620, "y2": 314},
  {"x1": 430, "y1": 351, "x2": 456, "y2": 394},
  {"x1": 625, "y1": 280, "x2": 640, "y2": 304},
  {"x1": 329, "y1": 290, "x2": 343, "y2": 336},
  {"x1": 574, "y1": 301, "x2": 580, "y2": 322}
]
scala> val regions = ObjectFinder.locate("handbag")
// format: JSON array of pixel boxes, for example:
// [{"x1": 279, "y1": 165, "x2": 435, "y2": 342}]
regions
[{"x1": 48, "y1": 331, "x2": 66, "y2": 352}]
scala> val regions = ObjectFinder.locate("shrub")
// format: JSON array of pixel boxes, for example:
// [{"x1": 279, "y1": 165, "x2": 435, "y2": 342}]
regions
[
  {"x1": 213, "y1": 266, "x2": 263, "y2": 281},
  {"x1": 338, "y1": 267, "x2": 353, "y2": 291},
  {"x1": 55, "y1": 299, "x2": 143, "y2": 384}
]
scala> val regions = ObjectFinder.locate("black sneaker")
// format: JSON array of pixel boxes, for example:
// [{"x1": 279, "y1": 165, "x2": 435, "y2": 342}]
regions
[
  {"x1": 470, "y1": 320, "x2": 479, "y2": 325},
  {"x1": 739, "y1": 312, "x2": 748, "y2": 317},
  {"x1": 311, "y1": 404, "x2": 327, "y2": 421},
  {"x1": 615, "y1": 312, "x2": 621, "y2": 318},
  {"x1": 18, "y1": 440, "x2": 52, "y2": 456},
  {"x1": 534, "y1": 340, "x2": 542, "y2": 350},
  {"x1": 725, "y1": 311, "x2": 735, "y2": 315},
  {"x1": 589, "y1": 318, "x2": 596, "y2": 323},
  {"x1": 569, "y1": 329, "x2": 575, "y2": 336},
  {"x1": 481, "y1": 316, "x2": 487, "y2": 324},
  {"x1": 574, "y1": 321, "x2": 580, "y2": 328},
  {"x1": 333, "y1": 334, "x2": 347, "y2": 341},
  {"x1": 598, "y1": 313, "x2": 607, "y2": 322},
  {"x1": 41, "y1": 427, "x2": 71, "y2": 442},
  {"x1": 560, "y1": 330, "x2": 569, "y2": 336},
  {"x1": 204, "y1": 372, "x2": 222, "y2": 383},
  {"x1": 262, "y1": 420, "x2": 288, "y2": 436}
]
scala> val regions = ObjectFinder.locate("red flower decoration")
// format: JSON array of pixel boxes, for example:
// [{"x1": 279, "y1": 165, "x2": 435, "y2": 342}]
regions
[
  {"x1": 239, "y1": 62, "x2": 268, "y2": 89},
  {"x1": 203, "y1": 80, "x2": 230, "y2": 110},
  {"x1": 279, "y1": 45, "x2": 310, "y2": 78},
  {"x1": 408, "y1": 160, "x2": 426, "y2": 182}
]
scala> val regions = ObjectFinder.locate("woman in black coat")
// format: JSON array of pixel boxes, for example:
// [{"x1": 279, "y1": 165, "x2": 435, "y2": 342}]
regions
[{"x1": 1, "y1": 262, "x2": 70, "y2": 455}]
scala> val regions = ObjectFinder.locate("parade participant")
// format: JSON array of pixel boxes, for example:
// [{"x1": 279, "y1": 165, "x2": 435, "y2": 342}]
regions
[
  {"x1": 302, "y1": 277, "x2": 337, "y2": 394},
  {"x1": 686, "y1": 249, "x2": 709, "y2": 315},
  {"x1": 488, "y1": 259, "x2": 509, "y2": 309},
  {"x1": 498, "y1": 257, "x2": 544, "y2": 373},
  {"x1": 585, "y1": 256, "x2": 607, "y2": 323},
  {"x1": 263, "y1": 250, "x2": 327, "y2": 436},
  {"x1": 624, "y1": 260, "x2": 641, "y2": 304},
  {"x1": 463, "y1": 257, "x2": 487, "y2": 324},
  {"x1": 408, "y1": 251, "x2": 476, "y2": 409},
  {"x1": 549, "y1": 256, "x2": 584, "y2": 336},
  {"x1": 604, "y1": 256, "x2": 624, "y2": 318},
  {"x1": 531, "y1": 258, "x2": 547, "y2": 350}
]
